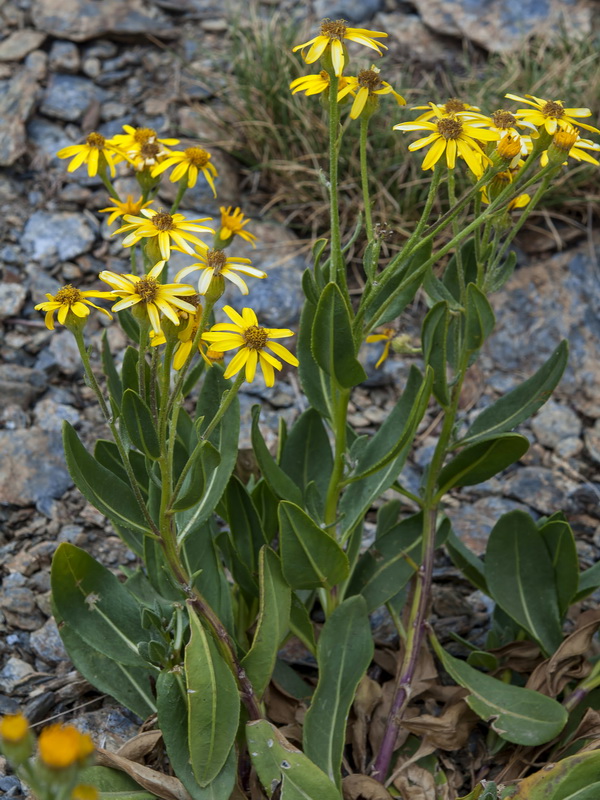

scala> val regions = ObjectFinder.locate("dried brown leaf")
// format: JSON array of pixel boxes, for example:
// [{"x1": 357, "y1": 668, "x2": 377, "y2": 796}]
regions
[
  {"x1": 490, "y1": 641, "x2": 542, "y2": 674},
  {"x1": 116, "y1": 730, "x2": 163, "y2": 762},
  {"x1": 391, "y1": 761, "x2": 439, "y2": 800},
  {"x1": 352, "y1": 676, "x2": 383, "y2": 773},
  {"x1": 402, "y1": 699, "x2": 478, "y2": 751},
  {"x1": 555, "y1": 708, "x2": 600, "y2": 757},
  {"x1": 342, "y1": 774, "x2": 394, "y2": 800},
  {"x1": 263, "y1": 684, "x2": 299, "y2": 725},
  {"x1": 95, "y1": 748, "x2": 191, "y2": 800}
]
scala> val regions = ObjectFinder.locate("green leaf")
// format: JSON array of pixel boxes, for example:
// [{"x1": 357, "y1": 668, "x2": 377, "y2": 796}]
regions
[
  {"x1": 279, "y1": 501, "x2": 349, "y2": 590},
  {"x1": 349, "y1": 365, "x2": 433, "y2": 482},
  {"x1": 51, "y1": 543, "x2": 152, "y2": 668},
  {"x1": 365, "y1": 240, "x2": 432, "y2": 328},
  {"x1": 424, "y1": 266, "x2": 463, "y2": 310},
  {"x1": 436, "y1": 433, "x2": 529, "y2": 496},
  {"x1": 246, "y1": 719, "x2": 341, "y2": 800},
  {"x1": 157, "y1": 670, "x2": 237, "y2": 800},
  {"x1": 458, "y1": 341, "x2": 569, "y2": 446},
  {"x1": 118, "y1": 309, "x2": 140, "y2": 344},
  {"x1": 445, "y1": 530, "x2": 488, "y2": 594},
  {"x1": 422, "y1": 301, "x2": 451, "y2": 406},
  {"x1": 182, "y1": 358, "x2": 206, "y2": 398},
  {"x1": 242, "y1": 548, "x2": 291, "y2": 698},
  {"x1": 298, "y1": 301, "x2": 333, "y2": 420},
  {"x1": 64, "y1": 423, "x2": 151, "y2": 535},
  {"x1": 185, "y1": 612, "x2": 240, "y2": 786},
  {"x1": 575, "y1": 560, "x2": 600, "y2": 602},
  {"x1": 289, "y1": 593, "x2": 317, "y2": 654},
  {"x1": 280, "y1": 409, "x2": 333, "y2": 508},
  {"x1": 122, "y1": 345, "x2": 141, "y2": 393},
  {"x1": 488, "y1": 250, "x2": 517, "y2": 294},
  {"x1": 485, "y1": 510, "x2": 563, "y2": 655},
  {"x1": 464, "y1": 283, "x2": 495, "y2": 352},
  {"x1": 431, "y1": 638, "x2": 567, "y2": 745},
  {"x1": 101, "y1": 330, "x2": 123, "y2": 409},
  {"x1": 503, "y1": 750, "x2": 600, "y2": 800},
  {"x1": 122, "y1": 389, "x2": 161, "y2": 459},
  {"x1": 303, "y1": 596, "x2": 373, "y2": 787},
  {"x1": 224, "y1": 475, "x2": 268, "y2": 574},
  {"x1": 312, "y1": 237, "x2": 328, "y2": 273},
  {"x1": 251, "y1": 406, "x2": 303, "y2": 506},
  {"x1": 56, "y1": 618, "x2": 156, "y2": 718},
  {"x1": 79, "y1": 766, "x2": 157, "y2": 799},
  {"x1": 539, "y1": 518, "x2": 578, "y2": 618},
  {"x1": 441, "y1": 239, "x2": 478, "y2": 303},
  {"x1": 302, "y1": 267, "x2": 320, "y2": 306},
  {"x1": 312, "y1": 282, "x2": 366, "y2": 388},
  {"x1": 172, "y1": 441, "x2": 221, "y2": 512}
]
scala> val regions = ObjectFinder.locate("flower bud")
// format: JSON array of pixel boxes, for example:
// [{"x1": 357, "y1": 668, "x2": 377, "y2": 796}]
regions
[
  {"x1": 546, "y1": 126, "x2": 579, "y2": 164},
  {"x1": 496, "y1": 134, "x2": 521, "y2": 162},
  {"x1": 0, "y1": 713, "x2": 33, "y2": 765},
  {"x1": 204, "y1": 274, "x2": 226, "y2": 304}
]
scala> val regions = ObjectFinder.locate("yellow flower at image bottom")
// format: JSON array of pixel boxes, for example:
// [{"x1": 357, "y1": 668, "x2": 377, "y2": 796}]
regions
[
  {"x1": 0, "y1": 712, "x2": 29, "y2": 743},
  {"x1": 203, "y1": 306, "x2": 298, "y2": 387},
  {"x1": 38, "y1": 723, "x2": 94, "y2": 770}
]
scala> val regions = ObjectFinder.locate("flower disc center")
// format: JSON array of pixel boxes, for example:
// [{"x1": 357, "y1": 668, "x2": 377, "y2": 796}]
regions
[
  {"x1": 436, "y1": 117, "x2": 463, "y2": 140},
  {"x1": 443, "y1": 98, "x2": 467, "y2": 114},
  {"x1": 152, "y1": 212, "x2": 174, "y2": 231},
  {"x1": 206, "y1": 249, "x2": 227, "y2": 272},
  {"x1": 185, "y1": 147, "x2": 210, "y2": 167},
  {"x1": 358, "y1": 69, "x2": 382, "y2": 91},
  {"x1": 244, "y1": 325, "x2": 268, "y2": 350},
  {"x1": 542, "y1": 100, "x2": 565, "y2": 118},
  {"x1": 492, "y1": 110, "x2": 517, "y2": 129},
  {"x1": 86, "y1": 132, "x2": 105, "y2": 148},
  {"x1": 141, "y1": 142, "x2": 161, "y2": 160},
  {"x1": 136, "y1": 277, "x2": 159, "y2": 302},
  {"x1": 55, "y1": 285, "x2": 82, "y2": 305},
  {"x1": 321, "y1": 18, "x2": 347, "y2": 39},
  {"x1": 134, "y1": 127, "x2": 157, "y2": 144}
]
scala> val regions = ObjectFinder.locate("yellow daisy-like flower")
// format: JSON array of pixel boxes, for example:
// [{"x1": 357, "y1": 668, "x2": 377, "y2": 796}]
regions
[
  {"x1": 112, "y1": 208, "x2": 213, "y2": 260},
  {"x1": 480, "y1": 170, "x2": 530, "y2": 210},
  {"x1": 99, "y1": 262, "x2": 197, "y2": 334},
  {"x1": 0, "y1": 713, "x2": 29, "y2": 743},
  {"x1": 394, "y1": 104, "x2": 500, "y2": 174},
  {"x1": 505, "y1": 93, "x2": 600, "y2": 135},
  {"x1": 151, "y1": 147, "x2": 218, "y2": 196},
  {"x1": 57, "y1": 132, "x2": 123, "y2": 177},
  {"x1": 38, "y1": 724, "x2": 94, "y2": 770},
  {"x1": 34, "y1": 284, "x2": 113, "y2": 331},
  {"x1": 203, "y1": 306, "x2": 298, "y2": 387},
  {"x1": 539, "y1": 124, "x2": 600, "y2": 166},
  {"x1": 293, "y1": 18, "x2": 388, "y2": 77},
  {"x1": 289, "y1": 70, "x2": 352, "y2": 100},
  {"x1": 366, "y1": 327, "x2": 395, "y2": 368},
  {"x1": 72, "y1": 785, "x2": 99, "y2": 800},
  {"x1": 338, "y1": 65, "x2": 405, "y2": 119},
  {"x1": 175, "y1": 245, "x2": 266, "y2": 295},
  {"x1": 99, "y1": 194, "x2": 154, "y2": 226},
  {"x1": 412, "y1": 98, "x2": 482, "y2": 122},
  {"x1": 218, "y1": 206, "x2": 258, "y2": 247},
  {"x1": 108, "y1": 124, "x2": 179, "y2": 171},
  {"x1": 488, "y1": 109, "x2": 535, "y2": 160}
]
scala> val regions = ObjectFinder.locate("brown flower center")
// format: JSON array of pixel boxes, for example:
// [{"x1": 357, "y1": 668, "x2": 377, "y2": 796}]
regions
[
  {"x1": 55, "y1": 285, "x2": 82, "y2": 305},
  {"x1": 321, "y1": 18, "x2": 347, "y2": 39},
  {"x1": 140, "y1": 142, "x2": 161, "y2": 160},
  {"x1": 135, "y1": 277, "x2": 158, "y2": 302},
  {"x1": 134, "y1": 127, "x2": 157, "y2": 144},
  {"x1": 206, "y1": 249, "x2": 227, "y2": 273},
  {"x1": 184, "y1": 147, "x2": 210, "y2": 167},
  {"x1": 443, "y1": 98, "x2": 467, "y2": 114},
  {"x1": 358, "y1": 69, "x2": 382, "y2": 91},
  {"x1": 86, "y1": 132, "x2": 105, "y2": 148},
  {"x1": 542, "y1": 100, "x2": 565, "y2": 118},
  {"x1": 152, "y1": 212, "x2": 175, "y2": 231},
  {"x1": 436, "y1": 117, "x2": 463, "y2": 140},
  {"x1": 244, "y1": 325, "x2": 268, "y2": 350},
  {"x1": 492, "y1": 110, "x2": 517, "y2": 129}
]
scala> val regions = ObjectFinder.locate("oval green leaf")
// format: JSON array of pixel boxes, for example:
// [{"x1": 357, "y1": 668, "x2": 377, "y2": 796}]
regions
[
  {"x1": 122, "y1": 389, "x2": 160, "y2": 459},
  {"x1": 436, "y1": 433, "x2": 529, "y2": 496},
  {"x1": 312, "y1": 282, "x2": 366, "y2": 389}
]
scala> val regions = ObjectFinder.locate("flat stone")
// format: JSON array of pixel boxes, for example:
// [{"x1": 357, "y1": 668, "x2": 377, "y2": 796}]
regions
[
  {"x1": 584, "y1": 421, "x2": 600, "y2": 465},
  {"x1": 22, "y1": 211, "x2": 95, "y2": 263},
  {"x1": 411, "y1": 0, "x2": 592, "y2": 54},
  {"x1": 314, "y1": 0, "x2": 383, "y2": 22},
  {"x1": 48, "y1": 331, "x2": 82, "y2": 377},
  {"x1": 70, "y1": 707, "x2": 141, "y2": 751},
  {"x1": 26, "y1": 116, "x2": 73, "y2": 164},
  {"x1": 0, "y1": 67, "x2": 40, "y2": 165},
  {"x1": 30, "y1": 618, "x2": 69, "y2": 664},
  {"x1": 445, "y1": 496, "x2": 532, "y2": 555},
  {"x1": 24, "y1": 49, "x2": 48, "y2": 81},
  {"x1": 375, "y1": 11, "x2": 462, "y2": 65},
  {"x1": 0, "y1": 586, "x2": 45, "y2": 631},
  {"x1": 32, "y1": 0, "x2": 177, "y2": 42},
  {"x1": 0, "y1": 427, "x2": 72, "y2": 510},
  {"x1": 40, "y1": 73, "x2": 105, "y2": 122},
  {"x1": 0, "y1": 364, "x2": 47, "y2": 409},
  {"x1": 0, "y1": 29, "x2": 46, "y2": 61},
  {"x1": 503, "y1": 466, "x2": 575, "y2": 515},
  {"x1": 530, "y1": 400, "x2": 582, "y2": 449},
  {"x1": 555, "y1": 436, "x2": 583, "y2": 460},
  {"x1": 0, "y1": 657, "x2": 34, "y2": 694},
  {"x1": 48, "y1": 40, "x2": 80, "y2": 73},
  {"x1": 0, "y1": 283, "x2": 26, "y2": 321},
  {"x1": 34, "y1": 398, "x2": 80, "y2": 431}
]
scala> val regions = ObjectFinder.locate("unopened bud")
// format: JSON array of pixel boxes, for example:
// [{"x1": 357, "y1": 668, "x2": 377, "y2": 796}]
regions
[
  {"x1": 546, "y1": 125, "x2": 578, "y2": 164},
  {"x1": 496, "y1": 134, "x2": 521, "y2": 162}
]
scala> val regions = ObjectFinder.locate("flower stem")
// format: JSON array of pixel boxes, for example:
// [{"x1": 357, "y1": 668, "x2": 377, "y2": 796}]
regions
[
  {"x1": 328, "y1": 74, "x2": 344, "y2": 287},
  {"x1": 99, "y1": 169, "x2": 121, "y2": 201},
  {"x1": 360, "y1": 115, "x2": 374, "y2": 241},
  {"x1": 323, "y1": 386, "x2": 350, "y2": 534},
  {"x1": 170, "y1": 176, "x2": 189, "y2": 214}
]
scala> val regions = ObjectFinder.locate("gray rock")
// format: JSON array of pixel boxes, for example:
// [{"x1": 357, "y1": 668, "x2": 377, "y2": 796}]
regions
[
  {"x1": 0, "y1": 364, "x2": 47, "y2": 409},
  {"x1": 0, "y1": 29, "x2": 46, "y2": 61},
  {"x1": 23, "y1": 49, "x2": 47, "y2": 81},
  {"x1": 48, "y1": 40, "x2": 80, "y2": 73},
  {"x1": 48, "y1": 330, "x2": 82, "y2": 376},
  {"x1": 315, "y1": 0, "x2": 383, "y2": 22},
  {"x1": 70, "y1": 707, "x2": 141, "y2": 751},
  {"x1": 0, "y1": 427, "x2": 72, "y2": 510},
  {"x1": 0, "y1": 657, "x2": 34, "y2": 694},
  {"x1": 0, "y1": 283, "x2": 26, "y2": 320},
  {"x1": 40, "y1": 73, "x2": 105, "y2": 122},
  {"x1": 411, "y1": 0, "x2": 592, "y2": 54},
  {"x1": 22, "y1": 211, "x2": 95, "y2": 263},
  {"x1": 0, "y1": 405, "x2": 29, "y2": 430},
  {"x1": 34, "y1": 398, "x2": 80, "y2": 431},
  {"x1": 503, "y1": 466, "x2": 575, "y2": 515},
  {"x1": 446, "y1": 495, "x2": 532, "y2": 555},
  {"x1": 584, "y1": 421, "x2": 600, "y2": 465},
  {"x1": 0, "y1": 586, "x2": 45, "y2": 631},
  {"x1": 555, "y1": 436, "x2": 583, "y2": 460},
  {"x1": 375, "y1": 11, "x2": 463, "y2": 65},
  {"x1": 530, "y1": 400, "x2": 581, "y2": 449},
  {"x1": 81, "y1": 55, "x2": 101, "y2": 78},
  {"x1": 31, "y1": 0, "x2": 177, "y2": 42},
  {"x1": 26, "y1": 116, "x2": 72, "y2": 164},
  {"x1": 30, "y1": 618, "x2": 69, "y2": 664},
  {"x1": 0, "y1": 67, "x2": 40, "y2": 165}
]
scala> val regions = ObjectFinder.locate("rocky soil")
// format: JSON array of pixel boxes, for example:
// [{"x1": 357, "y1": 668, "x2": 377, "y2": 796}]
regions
[{"x1": 0, "y1": 0, "x2": 598, "y2": 795}]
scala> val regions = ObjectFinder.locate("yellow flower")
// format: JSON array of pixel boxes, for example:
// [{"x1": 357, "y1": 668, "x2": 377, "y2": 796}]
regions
[
  {"x1": 151, "y1": 147, "x2": 218, "y2": 196},
  {"x1": 0, "y1": 713, "x2": 29, "y2": 743},
  {"x1": 108, "y1": 125, "x2": 179, "y2": 171},
  {"x1": 112, "y1": 208, "x2": 213, "y2": 260},
  {"x1": 99, "y1": 195, "x2": 154, "y2": 226},
  {"x1": 218, "y1": 206, "x2": 258, "y2": 247},
  {"x1": 99, "y1": 262, "x2": 197, "y2": 334},
  {"x1": 541, "y1": 124, "x2": 600, "y2": 166},
  {"x1": 175, "y1": 245, "x2": 266, "y2": 295},
  {"x1": 338, "y1": 65, "x2": 405, "y2": 119},
  {"x1": 289, "y1": 70, "x2": 353, "y2": 100},
  {"x1": 412, "y1": 98, "x2": 481, "y2": 122},
  {"x1": 34, "y1": 284, "x2": 113, "y2": 331},
  {"x1": 505, "y1": 93, "x2": 600, "y2": 135},
  {"x1": 203, "y1": 306, "x2": 298, "y2": 387},
  {"x1": 38, "y1": 724, "x2": 94, "y2": 770},
  {"x1": 57, "y1": 132, "x2": 123, "y2": 177},
  {"x1": 72, "y1": 785, "x2": 99, "y2": 800},
  {"x1": 394, "y1": 103, "x2": 500, "y2": 174},
  {"x1": 151, "y1": 308, "x2": 225, "y2": 370},
  {"x1": 293, "y1": 18, "x2": 387, "y2": 77},
  {"x1": 366, "y1": 327, "x2": 395, "y2": 368}
]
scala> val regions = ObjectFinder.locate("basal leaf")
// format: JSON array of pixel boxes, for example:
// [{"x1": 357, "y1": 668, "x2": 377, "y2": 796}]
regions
[
  {"x1": 539, "y1": 518, "x2": 578, "y2": 618},
  {"x1": 297, "y1": 301, "x2": 333, "y2": 420},
  {"x1": 504, "y1": 750, "x2": 600, "y2": 800},
  {"x1": 445, "y1": 529, "x2": 488, "y2": 594}
]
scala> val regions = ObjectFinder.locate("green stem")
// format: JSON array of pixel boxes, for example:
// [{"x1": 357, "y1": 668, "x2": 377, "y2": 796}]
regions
[
  {"x1": 137, "y1": 325, "x2": 149, "y2": 401},
  {"x1": 130, "y1": 242, "x2": 138, "y2": 277},
  {"x1": 360, "y1": 115, "x2": 374, "y2": 241},
  {"x1": 323, "y1": 386, "x2": 350, "y2": 531},
  {"x1": 447, "y1": 169, "x2": 465, "y2": 299},
  {"x1": 327, "y1": 73, "x2": 343, "y2": 287},
  {"x1": 99, "y1": 169, "x2": 121, "y2": 201},
  {"x1": 170, "y1": 176, "x2": 189, "y2": 214}
]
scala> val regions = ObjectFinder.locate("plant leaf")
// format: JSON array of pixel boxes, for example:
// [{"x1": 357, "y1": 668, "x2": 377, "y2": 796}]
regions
[
  {"x1": 122, "y1": 389, "x2": 161, "y2": 460},
  {"x1": 464, "y1": 283, "x2": 495, "y2": 352},
  {"x1": 436, "y1": 433, "x2": 529, "y2": 496},
  {"x1": 312, "y1": 282, "x2": 366, "y2": 388},
  {"x1": 280, "y1": 409, "x2": 333, "y2": 506},
  {"x1": 251, "y1": 406, "x2": 304, "y2": 506},
  {"x1": 298, "y1": 301, "x2": 333, "y2": 420},
  {"x1": 539, "y1": 518, "x2": 579, "y2": 618},
  {"x1": 303, "y1": 596, "x2": 374, "y2": 787},
  {"x1": 172, "y1": 441, "x2": 221, "y2": 512},
  {"x1": 79, "y1": 766, "x2": 157, "y2": 799},
  {"x1": 445, "y1": 529, "x2": 488, "y2": 594},
  {"x1": 422, "y1": 301, "x2": 450, "y2": 406},
  {"x1": 432, "y1": 638, "x2": 567, "y2": 745},
  {"x1": 503, "y1": 750, "x2": 600, "y2": 799}
]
